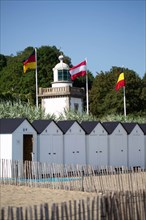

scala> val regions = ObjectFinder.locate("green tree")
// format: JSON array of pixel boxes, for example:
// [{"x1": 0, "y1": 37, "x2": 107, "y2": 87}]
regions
[
  {"x1": 89, "y1": 67, "x2": 143, "y2": 117},
  {"x1": 140, "y1": 73, "x2": 146, "y2": 115},
  {"x1": 0, "y1": 54, "x2": 7, "y2": 71}
]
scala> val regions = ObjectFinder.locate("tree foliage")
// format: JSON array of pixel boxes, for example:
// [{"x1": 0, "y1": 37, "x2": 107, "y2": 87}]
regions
[{"x1": 89, "y1": 67, "x2": 146, "y2": 117}]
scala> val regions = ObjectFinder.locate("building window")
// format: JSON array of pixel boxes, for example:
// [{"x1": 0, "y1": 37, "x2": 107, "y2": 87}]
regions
[
  {"x1": 74, "y1": 103, "x2": 79, "y2": 112},
  {"x1": 58, "y1": 70, "x2": 71, "y2": 81}
]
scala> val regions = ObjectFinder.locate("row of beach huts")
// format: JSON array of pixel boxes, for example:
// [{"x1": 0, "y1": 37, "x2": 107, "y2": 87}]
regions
[{"x1": 0, "y1": 118, "x2": 146, "y2": 173}]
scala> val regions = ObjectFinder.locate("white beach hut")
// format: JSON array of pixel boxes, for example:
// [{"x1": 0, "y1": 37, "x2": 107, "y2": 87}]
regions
[
  {"x1": 32, "y1": 120, "x2": 63, "y2": 164},
  {"x1": 122, "y1": 123, "x2": 146, "y2": 169},
  {"x1": 0, "y1": 118, "x2": 37, "y2": 177},
  {"x1": 57, "y1": 120, "x2": 86, "y2": 165},
  {"x1": 81, "y1": 121, "x2": 108, "y2": 167},
  {"x1": 0, "y1": 118, "x2": 37, "y2": 161},
  {"x1": 102, "y1": 122, "x2": 128, "y2": 167}
]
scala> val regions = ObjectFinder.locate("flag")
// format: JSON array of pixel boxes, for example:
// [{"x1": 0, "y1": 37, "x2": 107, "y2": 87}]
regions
[
  {"x1": 69, "y1": 60, "x2": 87, "y2": 80},
  {"x1": 115, "y1": 72, "x2": 125, "y2": 91},
  {"x1": 23, "y1": 50, "x2": 36, "y2": 73}
]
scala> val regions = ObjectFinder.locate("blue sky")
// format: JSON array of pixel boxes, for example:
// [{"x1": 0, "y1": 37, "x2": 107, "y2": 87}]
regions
[{"x1": 0, "y1": 0, "x2": 145, "y2": 78}]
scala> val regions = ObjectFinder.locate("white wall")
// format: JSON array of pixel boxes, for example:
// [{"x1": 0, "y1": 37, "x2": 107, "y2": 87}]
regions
[
  {"x1": 39, "y1": 135, "x2": 63, "y2": 164},
  {"x1": 0, "y1": 134, "x2": 12, "y2": 160},
  {"x1": 86, "y1": 123, "x2": 108, "y2": 167},
  {"x1": 0, "y1": 134, "x2": 12, "y2": 178},
  {"x1": 109, "y1": 124, "x2": 127, "y2": 167},
  {"x1": 42, "y1": 97, "x2": 69, "y2": 117},
  {"x1": 128, "y1": 125, "x2": 145, "y2": 168},
  {"x1": 87, "y1": 136, "x2": 108, "y2": 167},
  {"x1": 38, "y1": 121, "x2": 63, "y2": 164},
  {"x1": 42, "y1": 96, "x2": 83, "y2": 117},
  {"x1": 64, "y1": 122, "x2": 86, "y2": 165}
]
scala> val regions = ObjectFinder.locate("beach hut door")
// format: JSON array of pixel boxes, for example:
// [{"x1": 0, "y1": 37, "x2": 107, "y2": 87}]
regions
[{"x1": 23, "y1": 135, "x2": 33, "y2": 161}]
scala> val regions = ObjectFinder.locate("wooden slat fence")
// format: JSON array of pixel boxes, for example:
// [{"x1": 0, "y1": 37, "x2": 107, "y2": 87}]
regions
[
  {"x1": 0, "y1": 159, "x2": 146, "y2": 193},
  {"x1": 1, "y1": 191, "x2": 146, "y2": 220}
]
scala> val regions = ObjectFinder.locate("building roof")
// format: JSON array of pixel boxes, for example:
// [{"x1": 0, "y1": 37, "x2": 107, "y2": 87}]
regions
[
  {"x1": 139, "y1": 123, "x2": 146, "y2": 134},
  {"x1": 57, "y1": 120, "x2": 78, "y2": 134},
  {"x1": 102, "y1": 122, "x2": 120, "y2": 134},
  {"x1": 0, "y1": 118, "x2": 26, "y2": 134},
  {"x1": 80, "y1": 121, "x2": 100, "y2": 134},
  {"x1": 122, "y1": 122, "x2": 137, "y2": 134},
  {"x1": 32, "y1": 120, "x2": 55, "y2": 134},
  {"x1": 53, "y1": 55, "x2": 69, "y2": 70}
]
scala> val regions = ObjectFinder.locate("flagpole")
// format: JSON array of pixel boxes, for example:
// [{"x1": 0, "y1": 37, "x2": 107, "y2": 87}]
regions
[
  {"x1": 85, "y1": 58, "x2": 89, "y2": 115},
  {"x1": 35, "y1": 48, "x2": 38, "y2": 108},
  {"x1": 123, "y1": 86, "x2": 126, "y2": 118},
  {"x1": 122, "y1": 66, "x2": 126, "y2": 118}
]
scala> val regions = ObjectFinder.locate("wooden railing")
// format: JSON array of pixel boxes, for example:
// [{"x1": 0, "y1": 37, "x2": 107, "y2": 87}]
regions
[
  {"x1": 1, "y1": 191, "x2": 146, "y2": 220},
  {"x1": 0, "y1": 159, "x2": 146, "y2": 193},
  {"x1": 38, "y1": 86, "x2": 85, "y2": 97}
]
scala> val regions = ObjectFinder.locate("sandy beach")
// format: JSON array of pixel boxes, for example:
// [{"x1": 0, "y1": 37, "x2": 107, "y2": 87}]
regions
[{"x1": 0, "y1": 184, "x2": 97, "y2": 208}]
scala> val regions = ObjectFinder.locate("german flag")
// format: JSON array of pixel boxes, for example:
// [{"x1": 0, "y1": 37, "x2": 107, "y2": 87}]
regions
[
  {"x1": 115, "y1": 72, "x2": 125, "y2": 91},
  {"x1": 23, "y1": 50, "x2": 36, "y2": 73}
]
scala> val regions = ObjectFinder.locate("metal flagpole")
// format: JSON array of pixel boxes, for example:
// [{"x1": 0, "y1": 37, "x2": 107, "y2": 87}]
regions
[
  {"x1": 35, "y1": 48, "x2": 38, "y2": 108},
  {"x1": 122, "y1": 66, "x2": 126, "y2": 118},
  {"x1": 123, "y1": 86, "x2": 126, "y2": 118},
  {"x1": 85, "y1": 58, "x2": 89, "y2": 114}
]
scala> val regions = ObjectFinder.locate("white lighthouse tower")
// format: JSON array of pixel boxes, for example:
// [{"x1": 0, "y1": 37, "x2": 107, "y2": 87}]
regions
[{"x1": 38, "y1": 55, "x2": 85, "y2": 117}]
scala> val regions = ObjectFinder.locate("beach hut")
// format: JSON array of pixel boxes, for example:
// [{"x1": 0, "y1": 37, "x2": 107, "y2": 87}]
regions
[
  {"x1": 0, "y1": 118, "x2": 37, "y2": 178},
  {"x1": 57, "y1": 120, "x2": 86, "y2": 165},
  {"x1": 122, "y1": 123, "x2": 146, "y2": 169},
  {"x1": 81, "y1": 121, "x2": 108, "y2": 167},
  {"x1": 32, "y1": 120, "x2": 63, "y2": 164},
  {"x1": 0, "y1": 118, "x2": 37, "y2": 161},
  {"x1": 102, "y1": 122, "x2": 128, "y2": 167}
]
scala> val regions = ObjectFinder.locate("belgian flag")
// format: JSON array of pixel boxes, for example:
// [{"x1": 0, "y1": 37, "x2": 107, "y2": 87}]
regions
[{"x1": 23, "y1": 50, "x2": 36, "y2": 73}]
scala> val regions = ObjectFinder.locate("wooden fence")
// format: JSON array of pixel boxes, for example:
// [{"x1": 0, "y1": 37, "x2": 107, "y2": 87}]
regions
[
  {"x1": 0, "y1": 159, "x2": 146, "y2": 193},
  {"x1": 1, "y1": 191, "x2": 146, "y2": 220}
]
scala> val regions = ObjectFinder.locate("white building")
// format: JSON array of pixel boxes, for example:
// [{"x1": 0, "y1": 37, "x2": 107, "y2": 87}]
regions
[
  {"x1": 81, "y1": 121, "x2": 108, "y2": 167},
  {"x1": 122, "y1": 123, "x2": 146, "y2": 169},
  {"x1": 0, "y1": 118, "x2": 37, "y2": 177},
  {"x1": 57, "y1": 120, "x2": 86, "y2": 165},
  {"x1": 32, "y1": 120, "x2": 64, "y2": 164},
  {"x1": 102, "y1": 122, "x2": 128, "y2": 167},
  {"x1": 38, "y1": 55, "x2": 85, "y2": 117}
]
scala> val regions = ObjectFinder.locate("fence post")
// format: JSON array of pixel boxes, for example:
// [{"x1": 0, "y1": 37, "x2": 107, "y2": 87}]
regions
[
  {"x1": 81, "y1": 166, "x2": 84, "y2": 192},
  {"x1": 44, "y1": 203, "x2": 49, "y2": 220}
]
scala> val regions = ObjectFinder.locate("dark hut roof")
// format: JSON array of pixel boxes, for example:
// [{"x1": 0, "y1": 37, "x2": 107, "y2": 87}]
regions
[
  {"x1": 102, "y1": 122, "x2": 120, "y2": 134},
  {"x1": 0, "y1": 118, "x2": 26, "y2": 134},
  {"x1": 122, "y1": 122, "x2": 137, "y2": 134},
  {"x1": 80, "y1": 121, "x2": 100, "y2": 134},
  {"x1": 139, "y1": 123, "x2": 146, "y2": 135},
  {"x1": 57, "y1": 120, "x2": 78, "y2": 134},
  {"x1": 32, "y1": 119, "x2": 56, "y2": 134}
]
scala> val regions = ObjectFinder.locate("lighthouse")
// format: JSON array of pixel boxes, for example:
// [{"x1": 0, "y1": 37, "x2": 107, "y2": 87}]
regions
[{"x1": 38, "y1": 55, "x2": 85, "y2": 117}]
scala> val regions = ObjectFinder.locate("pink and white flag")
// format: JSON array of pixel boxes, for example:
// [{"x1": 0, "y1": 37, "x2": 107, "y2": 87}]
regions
[{"x1": 69, "y1": 60, "x2": 87, "y2": 80}]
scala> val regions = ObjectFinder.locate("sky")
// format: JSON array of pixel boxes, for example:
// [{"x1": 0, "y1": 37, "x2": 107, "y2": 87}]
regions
[{"x1": 0, "y1": 0, "x2": 146, "y2": 78}]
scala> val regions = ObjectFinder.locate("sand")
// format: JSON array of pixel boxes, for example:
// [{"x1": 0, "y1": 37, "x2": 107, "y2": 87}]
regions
[{"x1": 0, "y1": 184, "x2": 97, "y2": 208}]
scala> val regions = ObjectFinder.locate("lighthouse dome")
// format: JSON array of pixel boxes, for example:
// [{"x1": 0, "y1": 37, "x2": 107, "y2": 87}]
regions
[{"x1": 54, "y1": 55, "x2": 69, "y2": 70}]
